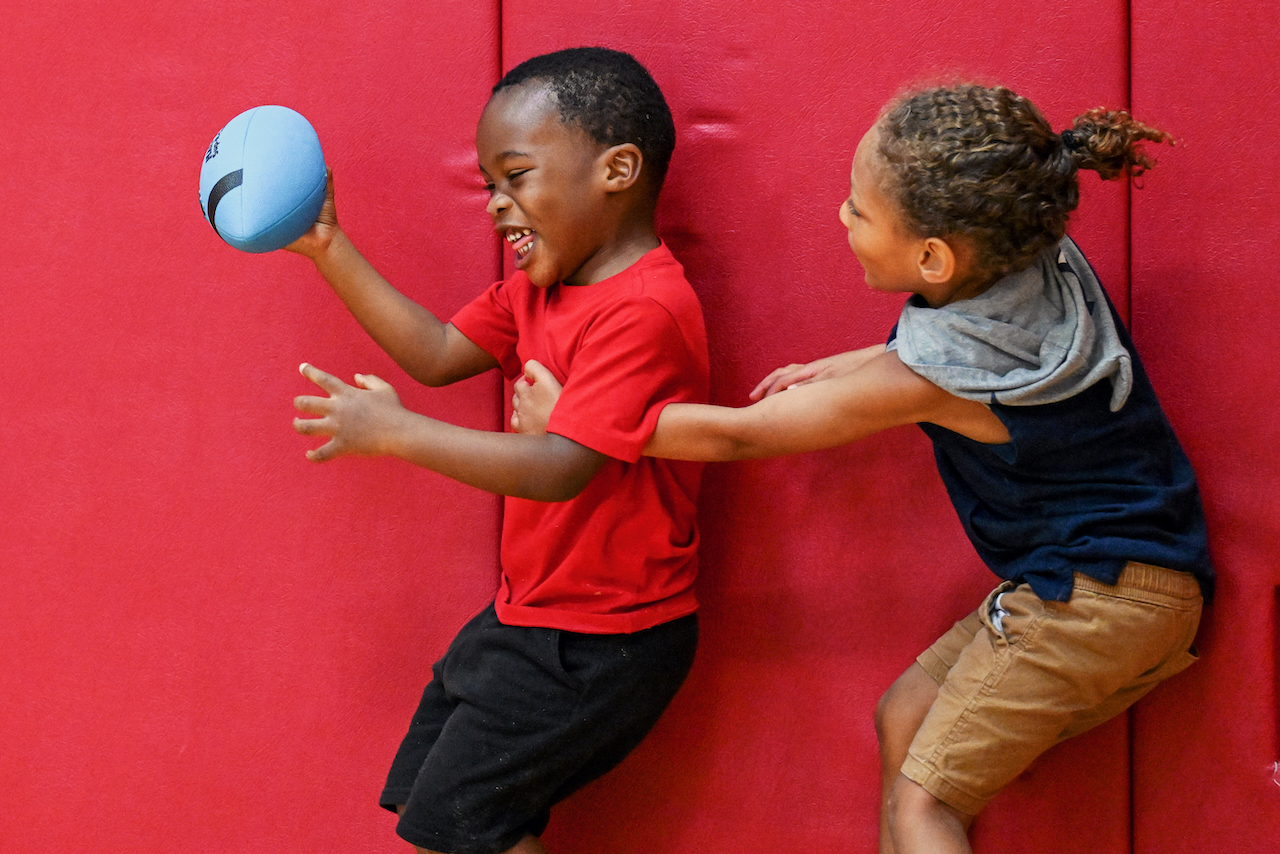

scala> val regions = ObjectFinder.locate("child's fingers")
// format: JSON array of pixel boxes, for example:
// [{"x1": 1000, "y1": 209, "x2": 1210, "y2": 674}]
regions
[
  {"x1": 751, "y1": 363, "x2": 818, "y2": 399},
  {"x1": 750, "y1": 374, "x2": 791, "y2": 400},
  {"x1": 522, "y1": 359, "x2": 561, "y2": 391},
  {"x1": 750, "y1": 364, "x2": 799, "y2": 399},
  {"x1": 512, "y1": 382, "x2": 530, "y2": 417}
]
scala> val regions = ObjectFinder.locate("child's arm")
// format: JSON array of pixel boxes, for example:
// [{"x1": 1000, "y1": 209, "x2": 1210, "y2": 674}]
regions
[
  {"x1": 513, "y1": 349, "x2": 1008, "y2": 460},
  {"x1": 650, "y1": 349, "x2": 1006, "y2": 460},
  {"x1": 509, "y1": 346, "x2": 891, "y2": 437},
  {"x1": 294, "y1": 363, "x2": 606, "y2": 501},
  {"x1": 286, "y1": 172, "x2": 498, "y2": 387}
]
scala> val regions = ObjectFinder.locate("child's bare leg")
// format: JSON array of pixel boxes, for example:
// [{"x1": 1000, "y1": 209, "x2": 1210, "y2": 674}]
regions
[
  {"x1": 873, "y1": 663, "x2": 940, "y2": 854},
  {"x1": 885, "y1": 777, "x2": 973, "y2": 854},
  {"x1": 874, "y1": 664, "x2": 976, "y2": 854}
]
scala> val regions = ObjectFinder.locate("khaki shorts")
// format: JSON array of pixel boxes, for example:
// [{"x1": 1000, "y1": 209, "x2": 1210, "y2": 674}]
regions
[{"x1": 903, "y1": 561, "x2": 1202, "y2": 815}]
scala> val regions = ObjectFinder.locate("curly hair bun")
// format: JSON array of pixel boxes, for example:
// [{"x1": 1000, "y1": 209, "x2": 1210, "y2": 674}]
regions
[{"x1": 876, "y1": 84, "x2": 1171, "y2": 279}]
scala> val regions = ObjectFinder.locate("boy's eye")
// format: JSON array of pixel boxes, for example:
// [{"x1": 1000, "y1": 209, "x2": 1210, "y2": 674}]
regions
[
  {"x1": 845, "y1": 199, "x2": 860, "y2": 217},
  {"x1": 508, "y1": 169, "x2": 529, "y2": 182}
]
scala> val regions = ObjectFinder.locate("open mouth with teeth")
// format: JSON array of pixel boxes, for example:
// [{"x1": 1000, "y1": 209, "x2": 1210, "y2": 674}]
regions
[{"x1": 505, "y1": 228, "x2": 535, "y2": 259}]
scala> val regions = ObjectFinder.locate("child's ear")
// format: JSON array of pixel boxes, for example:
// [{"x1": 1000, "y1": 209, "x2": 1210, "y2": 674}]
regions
[
  {"x1": 600, "y1": 143, "x2": 643, "y2": 192},
  {"x1": 917, "y1": 236, "x2": 958, "y2": 285}
]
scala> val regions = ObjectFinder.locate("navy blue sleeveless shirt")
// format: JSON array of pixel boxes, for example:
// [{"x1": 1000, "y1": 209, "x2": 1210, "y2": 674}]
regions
[{"x1": 904, "y1": 296, "x2": 1213, "y2": 602}]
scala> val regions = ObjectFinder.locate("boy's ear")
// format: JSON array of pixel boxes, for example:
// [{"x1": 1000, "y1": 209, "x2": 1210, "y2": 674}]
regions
[
  {"x1": 917, "y1": 236, "x2": 958, "y2": 285},
  {"x1": 600, "y1": 143, "x2": 643, "y2": 192}
]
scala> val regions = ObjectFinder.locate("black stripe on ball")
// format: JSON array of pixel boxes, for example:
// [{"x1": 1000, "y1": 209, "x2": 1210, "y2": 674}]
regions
[{"x1": 206, "y1": 169, "x2": 244, "y2": 243}]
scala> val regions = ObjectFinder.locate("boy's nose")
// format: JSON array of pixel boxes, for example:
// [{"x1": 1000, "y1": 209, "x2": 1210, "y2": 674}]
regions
[{"x1": 487, "y1": 192, "x2": 511, "y2": 218}]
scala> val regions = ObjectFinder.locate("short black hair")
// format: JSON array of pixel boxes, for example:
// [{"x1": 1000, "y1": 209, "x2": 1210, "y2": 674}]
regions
[{"x1": 493, "y1": 47, "x2": 676, "y2": 192}]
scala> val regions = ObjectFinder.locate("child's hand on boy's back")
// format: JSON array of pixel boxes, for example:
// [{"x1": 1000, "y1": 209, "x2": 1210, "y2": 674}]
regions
[
  {"x1": 284, "y1": 169, "x2": 340, "y2": 260},
  {"x1": 293, "y1": 362, "x2": 409, "y2": 462},
  {"x1": 511, "y1": 360, "x2": 563, "y2": 435},
  {"x1": 749, "y1": 344, "x2": 888, "y2": 400}
]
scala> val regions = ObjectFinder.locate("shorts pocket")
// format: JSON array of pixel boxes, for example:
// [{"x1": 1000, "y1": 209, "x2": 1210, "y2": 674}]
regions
[{"x1": 984, "y1": 585, "x2": 1047, "y2": 647}]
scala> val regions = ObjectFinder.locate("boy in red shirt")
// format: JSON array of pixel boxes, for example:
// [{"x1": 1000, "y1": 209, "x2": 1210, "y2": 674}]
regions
[{"x1": 286, "y1": 47, "x2": 708, "y2": 854}]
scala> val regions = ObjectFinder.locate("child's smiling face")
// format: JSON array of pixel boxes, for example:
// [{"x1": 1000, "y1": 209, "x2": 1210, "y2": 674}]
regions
[
  {"x1": 838, "y1": 126, "x2": 930, "y2": 296},
  {"x1": 477, "y1": 81, "x2": 613, "y2": 288}
]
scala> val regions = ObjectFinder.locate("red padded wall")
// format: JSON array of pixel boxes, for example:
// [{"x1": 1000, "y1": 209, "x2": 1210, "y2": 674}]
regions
[
  {"x1": 1130, "y1": 3, "x2": 1280, "y2": 850},
  {"x1": 7, "y1": 2, "x2": 1265, "y2": 853},
  {"x1": 0, "y1": 3, "x2": 502, "y2": 852},
  {"x1": 502, "y1": 3, "x2": 1135, "y2": 851}
]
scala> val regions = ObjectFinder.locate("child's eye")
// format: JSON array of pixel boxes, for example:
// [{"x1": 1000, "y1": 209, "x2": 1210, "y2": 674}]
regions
[
  {"x1": 508, "y1": 169, "x2": 529, "y2": 182},
  {"x1": 845, "y1": 199, "x2": 860, "y2": 217}
]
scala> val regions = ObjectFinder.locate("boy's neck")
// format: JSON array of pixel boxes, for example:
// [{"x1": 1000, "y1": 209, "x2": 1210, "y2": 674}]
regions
[{"x1": 564, "y1": 219, "x2": 661, "y2": 286}]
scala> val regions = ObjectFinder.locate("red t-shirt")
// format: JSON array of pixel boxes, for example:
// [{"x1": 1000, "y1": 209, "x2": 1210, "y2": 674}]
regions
[{"x1": 450, "y1": 243, "x2": 709, "y2": 633}]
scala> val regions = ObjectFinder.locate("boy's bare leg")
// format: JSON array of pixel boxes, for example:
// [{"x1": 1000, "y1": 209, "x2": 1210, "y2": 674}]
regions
[{"x1": 874, "y1": 662, "x2": 958, "y2": 854}]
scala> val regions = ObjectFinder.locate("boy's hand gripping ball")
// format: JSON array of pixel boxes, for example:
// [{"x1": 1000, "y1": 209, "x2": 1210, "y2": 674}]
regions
[{"x1": 199, "y1": 105, "x2": 326, "y2": 253}]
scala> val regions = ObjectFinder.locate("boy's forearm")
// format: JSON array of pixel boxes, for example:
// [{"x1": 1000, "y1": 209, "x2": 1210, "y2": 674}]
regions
[
  {"x1": 383, "y1": 410, "x2": 606, "y2": 501},
  {"x1": 310, "y1": 231, "x2": 475, "y2": 386}
]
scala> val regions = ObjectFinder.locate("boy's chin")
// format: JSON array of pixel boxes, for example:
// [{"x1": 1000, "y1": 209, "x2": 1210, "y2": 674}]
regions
[
  {"x1": 524, "y1": 268, "x2": 559, "y2": 288},
  {"x1": 524, "y1": 257, "x2": 575, "y2": 288}
]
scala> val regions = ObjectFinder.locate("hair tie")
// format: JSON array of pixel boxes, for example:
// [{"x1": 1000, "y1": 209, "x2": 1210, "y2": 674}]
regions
[{"x1": 1060, "y1": 128, "x2": 1084, "y2": 151}]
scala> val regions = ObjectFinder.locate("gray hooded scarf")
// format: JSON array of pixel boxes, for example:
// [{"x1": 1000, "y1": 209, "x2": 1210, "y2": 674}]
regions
[{"x1": 887, "y1": 236, "x2": 1133, "y2": 412}]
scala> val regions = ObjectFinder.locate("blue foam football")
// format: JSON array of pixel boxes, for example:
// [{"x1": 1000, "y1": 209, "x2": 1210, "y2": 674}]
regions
[{"x1": 199, "y1": 105, "x2": 326, "y2": 253}]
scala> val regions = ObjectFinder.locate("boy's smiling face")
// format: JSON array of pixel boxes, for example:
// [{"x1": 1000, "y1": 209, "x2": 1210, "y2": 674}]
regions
[{"x1": 476, "y1": 82, "x2": 613, "y2": 288}]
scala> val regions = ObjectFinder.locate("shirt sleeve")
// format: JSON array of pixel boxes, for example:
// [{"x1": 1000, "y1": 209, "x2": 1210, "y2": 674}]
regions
[
  {"x1": 449, "y1": 278, "x2": 523, "y2": 380},
  {"x1": 546, "y1": 296, "x2": 702, "y2": 463}
]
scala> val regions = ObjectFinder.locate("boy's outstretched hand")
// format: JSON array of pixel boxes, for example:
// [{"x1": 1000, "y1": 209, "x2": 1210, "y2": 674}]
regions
[
  {"x1": 511, "y1": 359, "x2": 563, "y2": 435},
  {"x1": 294, "y1": 363, "x2": 407, "y2": 462}
]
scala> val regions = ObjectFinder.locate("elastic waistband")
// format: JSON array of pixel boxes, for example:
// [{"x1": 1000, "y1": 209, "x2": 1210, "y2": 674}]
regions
[{"x1": 1074, "y1": 561, "x2": 1202, "y2": 600}]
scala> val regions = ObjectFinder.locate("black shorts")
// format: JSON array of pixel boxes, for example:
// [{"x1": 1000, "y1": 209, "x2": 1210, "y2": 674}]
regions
[{"x1": 380, "y1": 604, "x2": 698, "y2": 854}]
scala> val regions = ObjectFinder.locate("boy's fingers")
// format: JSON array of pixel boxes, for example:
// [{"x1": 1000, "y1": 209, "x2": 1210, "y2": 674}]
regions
[
  {"x1": 299, "y1": 362, "x2": 347, "y2": 394},
  {"x1": 293, "y1": 394, "x2": 331, "y2": 416},
  {"x1": 354, "y1": 373, "x2": 391, "y2": 391},
  {"x1": 304, "y1": 439, "x2": 340, "y2": 463},
  {"x1": 292, "y1": 415, "x2": 330, "y2": 436}
]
